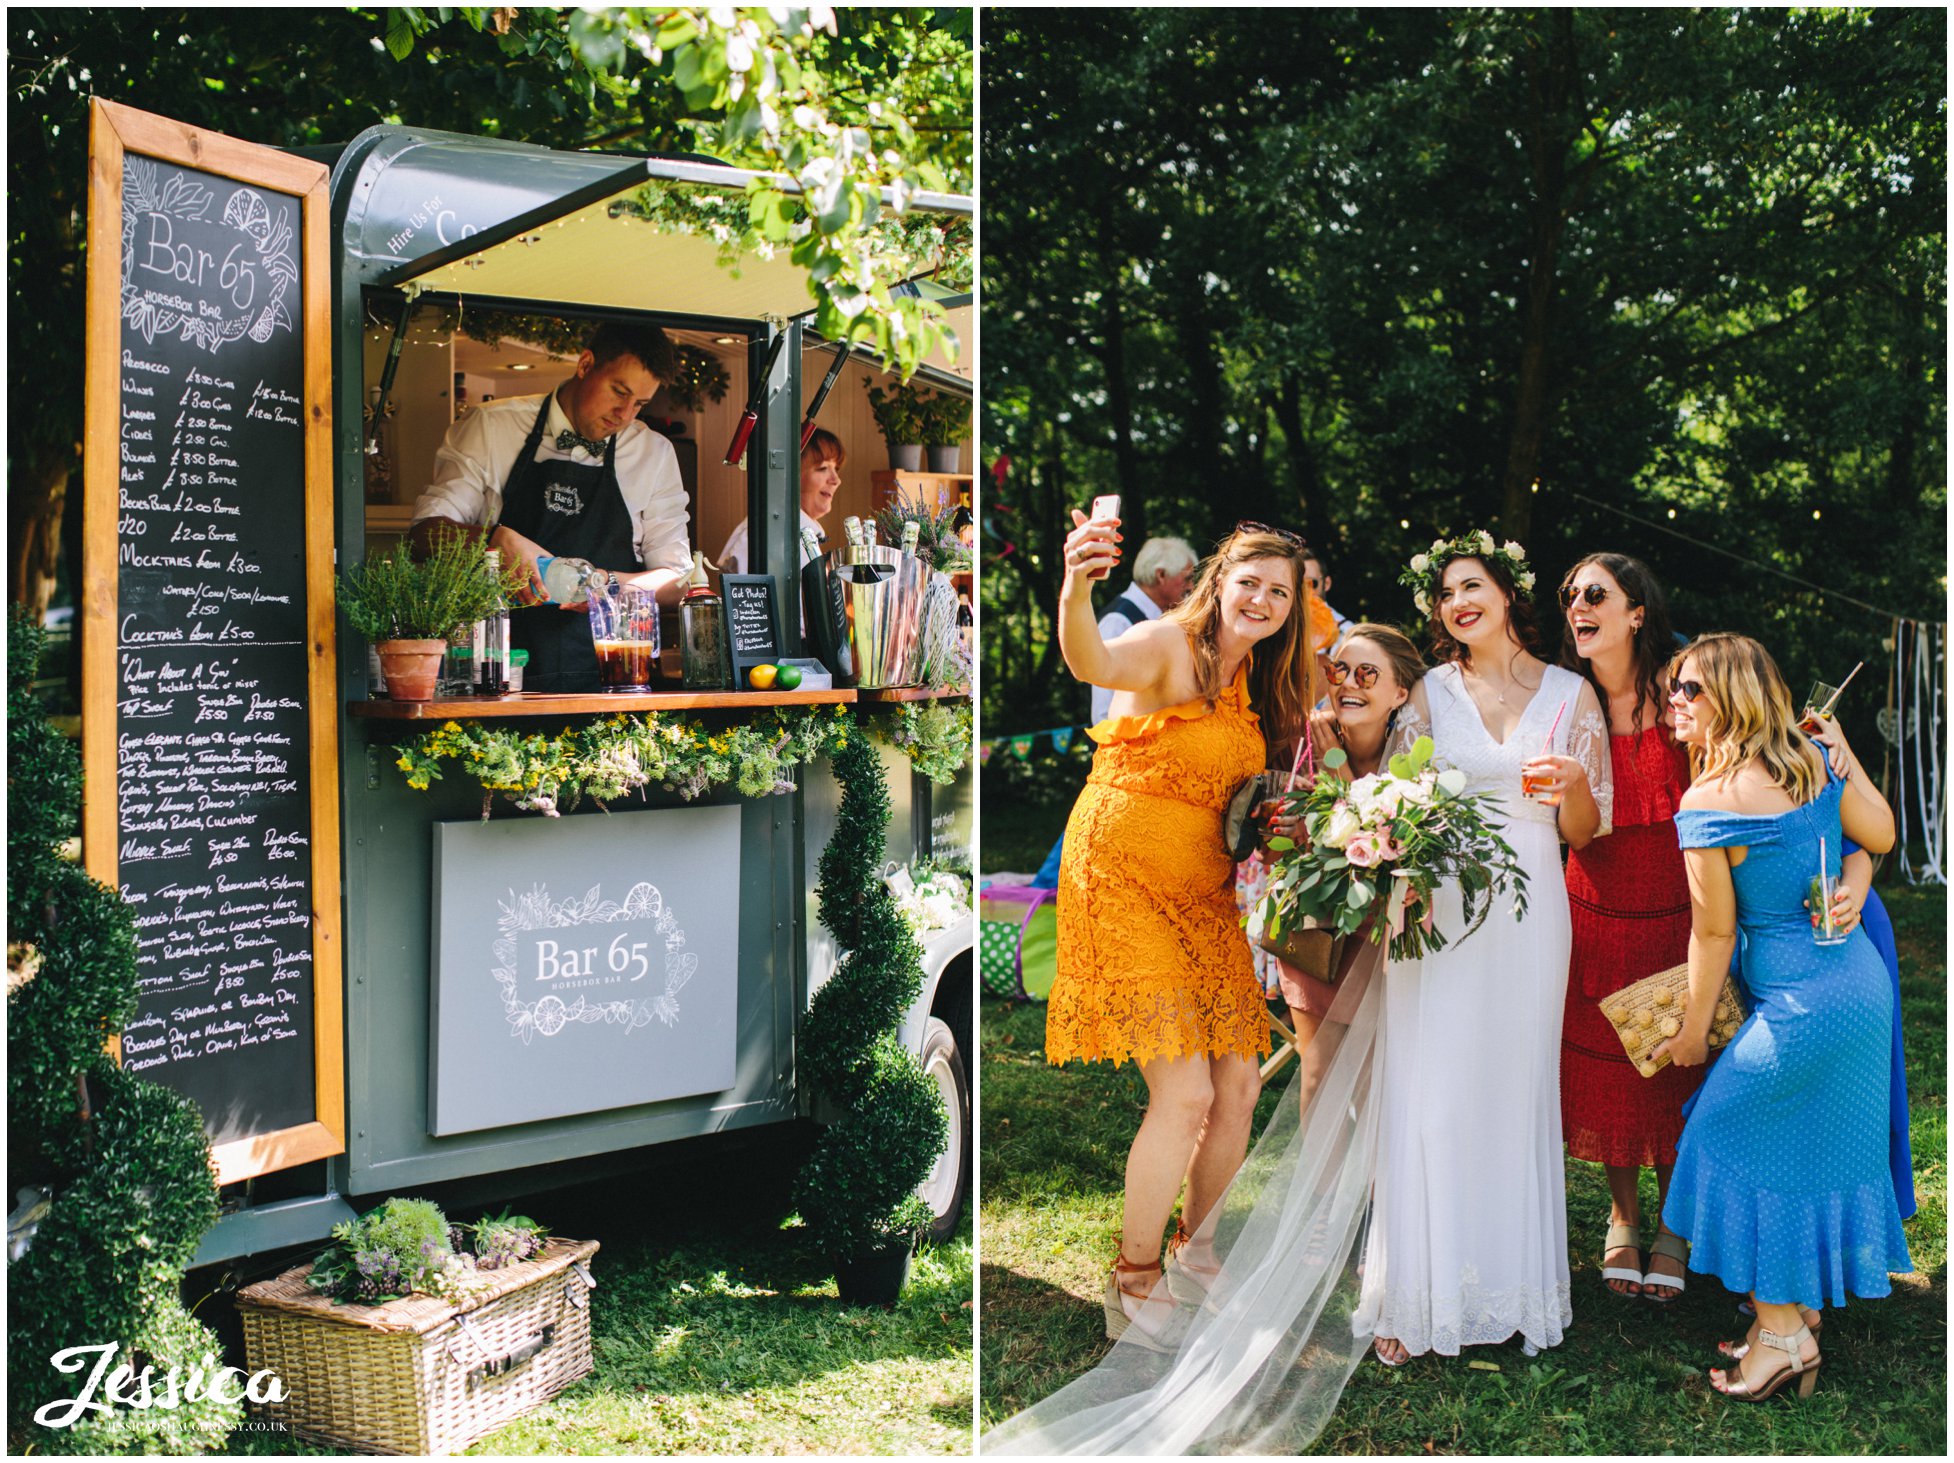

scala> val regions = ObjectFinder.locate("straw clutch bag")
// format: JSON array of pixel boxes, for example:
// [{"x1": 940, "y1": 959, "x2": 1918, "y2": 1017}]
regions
[{"x1": 1600, "y1": 962, "x2": 1746, "y2": 1078}]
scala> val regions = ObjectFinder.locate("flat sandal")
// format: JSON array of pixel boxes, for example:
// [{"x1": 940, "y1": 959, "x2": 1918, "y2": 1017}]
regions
[
  {"x1": 1641, "y1": 1230, "x2": 1688, "y2": 1304},
  {"x1": 1600, "y1": 1220, "x2": 1644, "y2": 1297}
]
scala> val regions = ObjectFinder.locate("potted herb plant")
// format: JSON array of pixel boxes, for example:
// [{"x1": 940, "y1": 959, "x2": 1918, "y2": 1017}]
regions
[
  {"x1": 337, "y1": 534, "x2": 517, "y2": 701},
  {"x1": 919, "y1": 392, "x2": 969, "y2": 474},
  {"x1": 865, "y1": 375, "x2": 928, "y2": 471}
]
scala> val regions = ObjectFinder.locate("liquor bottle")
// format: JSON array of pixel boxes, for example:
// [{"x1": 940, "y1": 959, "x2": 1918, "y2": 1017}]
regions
[
  {"x1": 473, "y1": 549, "x2": 511, "y2": 695},
  {"x1": 900, "y1": 520, "x2": 922, "y2": 559},
  {"x1": 535, "y1": 555, "x2": 609, "y2": 605},
  {"x1": 680, "y1": 551, "x2": 730, "y2": 690},
  {"x1": 799, "y1": 526, "x2": 825, "y2": 564}
]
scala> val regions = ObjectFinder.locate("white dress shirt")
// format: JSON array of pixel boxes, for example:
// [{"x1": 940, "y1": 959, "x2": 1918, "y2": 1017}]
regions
[
  {"x1": 717, "y1": 509, "x2": 826, "y2": 575},
  {"x1": 1090, "y1": 583, "x2": 1164, "y2": 725},
  {"x1": 409, "y1": 392, "x2": 691, "y2": 576}
]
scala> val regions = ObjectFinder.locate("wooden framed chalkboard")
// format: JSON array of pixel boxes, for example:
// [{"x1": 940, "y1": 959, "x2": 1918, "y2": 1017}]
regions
[
  {"x1": 81, "y1": 100, "x2": 343, "y2": 1185},
  {"x1": 722, "y1": 573, "x2": 781, "y2": 685}
]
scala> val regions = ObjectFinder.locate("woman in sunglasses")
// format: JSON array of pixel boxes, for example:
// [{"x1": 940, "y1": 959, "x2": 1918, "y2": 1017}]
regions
[
  {"x1": 1654, "y1": 634, "x2": 1909, "y2": 1402},
  {"x1": 1555, "y1": 554, "x2": 1700, "y2": 1303},
  {"x1": 1044, "y1": 512, "x2": 1320, "y2": 1349},
  {"x1": 1264, "y1": 624, "x2": 1426, "y2": 1083}
]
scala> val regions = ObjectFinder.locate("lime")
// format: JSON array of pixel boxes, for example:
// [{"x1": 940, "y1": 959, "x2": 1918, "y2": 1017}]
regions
[
  {"x1": 774, "y1": 665, "x2": 803, "y2": 691},
  {"x1": 747, "y1": 664, "x2": 779, "y2": 690}
]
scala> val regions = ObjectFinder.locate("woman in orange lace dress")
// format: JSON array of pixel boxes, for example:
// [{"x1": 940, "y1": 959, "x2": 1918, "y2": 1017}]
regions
[{"x1": 1048, "y1": 516, "x2": 1320, "y2": 1349}]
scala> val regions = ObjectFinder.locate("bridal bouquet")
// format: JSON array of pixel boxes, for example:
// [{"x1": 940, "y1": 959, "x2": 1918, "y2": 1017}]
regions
[{"x1": 1255, "y1": 735, "x2": 1529, "y2": 961}]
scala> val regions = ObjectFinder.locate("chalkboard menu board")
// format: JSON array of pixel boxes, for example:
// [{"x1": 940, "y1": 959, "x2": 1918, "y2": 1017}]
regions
[
  {"x1": 722, "y1": 573, "x2": 780, "y2": 685},
  {"x1": 82, "y1": 101, "x2": 343, "y2": 1184}
]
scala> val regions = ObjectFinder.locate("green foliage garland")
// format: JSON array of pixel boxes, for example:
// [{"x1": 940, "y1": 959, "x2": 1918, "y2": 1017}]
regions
[
  {"x1": 795, "y1": 733, "x2": 948, "y2": 1261},
  {"x1": 870, "y1": 702, "x2": 973, "y2": 787},
  {"x1": 395, "y1": 706, "x2": 849, "y2": 815},
  {"x1": 6, "y1": 610, "x2": 238, "y2": 1451}
]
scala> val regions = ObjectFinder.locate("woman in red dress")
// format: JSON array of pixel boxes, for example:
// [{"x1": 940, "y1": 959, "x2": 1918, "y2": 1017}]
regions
[{"x1": 1558, "y1": 553, "x2": 1701, "y2": 1302}]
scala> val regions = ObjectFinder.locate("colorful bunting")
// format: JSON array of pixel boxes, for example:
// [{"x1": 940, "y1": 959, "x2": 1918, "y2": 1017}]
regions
[{"x1": 1051, "y1": 727, "x2": 1075, "y2": 754}]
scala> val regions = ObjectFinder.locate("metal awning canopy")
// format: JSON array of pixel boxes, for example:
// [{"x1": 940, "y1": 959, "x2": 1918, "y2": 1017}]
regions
[{"x1": 376, "y1": 152, "x2": 969, "y2": 326}]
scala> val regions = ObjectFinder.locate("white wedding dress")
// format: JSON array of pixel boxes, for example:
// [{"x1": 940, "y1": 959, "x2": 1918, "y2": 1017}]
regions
[
  {"x1": 1354, "y1": 661, "x2": 1610, "y2": 1355},
  {"x1": 987, "y1": 661, "x2": 1611, "y2": 1455}
]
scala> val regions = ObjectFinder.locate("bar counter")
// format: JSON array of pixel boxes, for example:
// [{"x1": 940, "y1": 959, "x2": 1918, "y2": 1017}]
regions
[{"x1": 348, "y1": 684, "x2": 970, "y2": 720}]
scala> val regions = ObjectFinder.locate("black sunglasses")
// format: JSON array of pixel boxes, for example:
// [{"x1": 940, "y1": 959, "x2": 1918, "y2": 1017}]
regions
[
  {"x1": 1233, "y1": 519, "x2": 1306, "y2": 549},
  {"x1": 1668, "y1": 677, "x2": 1705, "y2": 703},
  {"x1": 1327, "y1": 660, "x2": 1381, "y2": 690}
]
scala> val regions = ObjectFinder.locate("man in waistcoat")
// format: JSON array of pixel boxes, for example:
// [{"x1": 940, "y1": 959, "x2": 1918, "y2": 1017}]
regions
[{"x1": 408, "y1": 322, "x2": 691, "y2": 692}]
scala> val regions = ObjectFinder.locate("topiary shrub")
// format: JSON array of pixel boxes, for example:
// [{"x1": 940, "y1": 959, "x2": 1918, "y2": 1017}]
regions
[
  {"x1": 795, "y1": 732, "x2": 947, "y2": 1266},
  {"x1": 7, "y1": 607, "x2": 237, "y2": 1452}
]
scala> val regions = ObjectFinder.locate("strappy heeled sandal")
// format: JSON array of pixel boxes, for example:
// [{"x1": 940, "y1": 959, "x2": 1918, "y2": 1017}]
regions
[
  {"x1": 1103, "y1": 1255, "x2": 1180, "y2": 1353},
  {"x1": 1720, "y1": 1310, "x2": 1822, "y2": 1360},
  {"x1": 1640, "y1": 1230, "x2": 1688, "y2": 1304},
  {"x1": 1164, "y1": 1222, "x2": 1222, "y2": 1306},
  {"x1": 1711, "y1": 1323, "x2": 1820, "y2": 1402},
  {"x1": 1601, "y1": 1220, "x2": 1644, "y2": 1298}
]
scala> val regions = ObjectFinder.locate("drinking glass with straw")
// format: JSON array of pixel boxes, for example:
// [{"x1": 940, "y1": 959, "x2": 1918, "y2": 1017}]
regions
[
  {"x1": 1809, "y1": 835, "x2": 1850, "y2": 947},
  {"x1": 1799, "y1": 661, "x2": 1863, "y2": 735},
  {"x1": 1522, "y1": 700, "x2": 1570, "y2": 806}
]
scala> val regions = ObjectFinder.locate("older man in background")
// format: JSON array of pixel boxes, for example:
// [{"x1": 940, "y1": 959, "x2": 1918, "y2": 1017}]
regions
[{"x1": 1087, "y1": 535, "x2": 1197, "y2": 725}]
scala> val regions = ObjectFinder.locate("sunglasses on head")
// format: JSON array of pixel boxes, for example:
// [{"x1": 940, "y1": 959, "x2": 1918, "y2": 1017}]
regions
[
  {"x1": 1232, "y1": 519, "x2": 1306, "y2": 549},
  {"x1": 1668, "y1": 678, "x2": 1705, "y2": 703},
  {"x1": 1326, "y1": 660, "x2": 1381, "y2": 690}
]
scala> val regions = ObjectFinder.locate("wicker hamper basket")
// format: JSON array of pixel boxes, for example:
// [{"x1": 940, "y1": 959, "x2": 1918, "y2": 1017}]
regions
[{"x1": 237, "y1": 1237, "x2": 598, "y2": 1455}]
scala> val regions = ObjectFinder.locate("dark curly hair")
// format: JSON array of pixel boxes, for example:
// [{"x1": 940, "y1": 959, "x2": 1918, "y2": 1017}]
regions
[
  {"x1": 1425, "y1": 553, "x2": 1544, "y2": 666},
  {"x1": 1557, "y1": 552, "x2": 1677, "y2": 735}
]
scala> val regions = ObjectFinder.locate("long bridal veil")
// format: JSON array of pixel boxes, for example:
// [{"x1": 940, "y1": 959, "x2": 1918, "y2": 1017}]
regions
[{"x1": 985, "y1": 945, "x2": 1387, "y2": 1456}]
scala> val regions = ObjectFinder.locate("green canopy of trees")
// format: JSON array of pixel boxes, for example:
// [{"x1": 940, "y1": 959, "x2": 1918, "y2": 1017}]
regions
[{"x1": 981, "y1": 7, "x2": 1944, "y2": 739}]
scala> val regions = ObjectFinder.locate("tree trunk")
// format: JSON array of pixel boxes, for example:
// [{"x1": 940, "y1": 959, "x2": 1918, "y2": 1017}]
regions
[
  {"x1": 11, "y1": 443, "x2": 72, "y2": 616},
  {"x1": 1498, "y1": 13, "x2": 1578, "y2": 544},
  {"x1": 1097, "y1": 239, "x2": 1145, "y2": 553}
]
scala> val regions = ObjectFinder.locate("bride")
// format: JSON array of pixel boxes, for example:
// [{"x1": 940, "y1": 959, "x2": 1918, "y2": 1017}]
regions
[{"x1": 987, "y1": 532, "x2": 1613, "y2": 1454}]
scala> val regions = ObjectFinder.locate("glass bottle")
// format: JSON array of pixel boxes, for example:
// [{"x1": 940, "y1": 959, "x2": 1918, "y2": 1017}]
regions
[
  {"x1": 535, "y1": 554, "x2": 608, "y2": 605},
  {"x1": 472, "y1": 549, "x2": 510, "y2": 695},
  {"x1": 680, "y1": 551, "x2": 730, "y2": 690}
]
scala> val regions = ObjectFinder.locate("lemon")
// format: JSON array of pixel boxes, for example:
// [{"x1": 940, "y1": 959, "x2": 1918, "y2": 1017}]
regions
[
  {"x1": 747, "y1": 664, "x2": 779, "y2": 690},
  {"x1": 775, "y1": 665, "x2": 803, "y2": 690}
]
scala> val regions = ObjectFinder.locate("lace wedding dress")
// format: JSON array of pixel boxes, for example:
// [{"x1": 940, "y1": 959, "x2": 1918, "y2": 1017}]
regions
[{"x1": 987, "y1": 661, "x2": 1611, "y2": 1455}]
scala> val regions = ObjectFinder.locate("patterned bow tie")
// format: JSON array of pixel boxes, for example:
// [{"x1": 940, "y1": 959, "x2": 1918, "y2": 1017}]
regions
[{"x1": 555, "y1": 428, "x2": 607, "y2": 457}]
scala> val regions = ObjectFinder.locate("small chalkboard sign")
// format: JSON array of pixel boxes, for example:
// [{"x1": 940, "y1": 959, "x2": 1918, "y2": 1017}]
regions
[{"x1": 722, "y1": 573, "x2": 780, "y2": 685}]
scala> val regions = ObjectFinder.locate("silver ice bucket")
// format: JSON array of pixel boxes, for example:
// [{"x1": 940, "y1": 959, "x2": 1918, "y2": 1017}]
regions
[{"x1": 843, "y1": 546, "x2": 930, "y2": 689}]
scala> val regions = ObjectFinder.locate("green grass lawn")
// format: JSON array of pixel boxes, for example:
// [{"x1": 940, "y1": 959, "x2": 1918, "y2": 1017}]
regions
[
  {"x1": 228, "y1": 1132, "x2": 973, "y2": 1456},
  {"x1": 979, "y1": 881, "x2": 1945, "y2": 1454}
]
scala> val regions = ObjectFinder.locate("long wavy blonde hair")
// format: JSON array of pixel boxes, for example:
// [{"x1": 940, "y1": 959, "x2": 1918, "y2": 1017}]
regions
[
  {"x1": 1671, "y1": 632, "x2": 1825, "y2": 804},
  {"x1": 1165, "y1": 529, "x2": 1322, "y2": 754}
]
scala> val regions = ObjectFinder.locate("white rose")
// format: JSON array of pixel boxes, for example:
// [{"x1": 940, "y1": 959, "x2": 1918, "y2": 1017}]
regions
[
  {"x1": 1409, "y1": 553, "x2": 1430, "y2": 573},
  {"x1": 1371, "y1": 781, "x2": 1406, "y2": 818},
  {"x1": 1518, "y1": 571, "x2": 1536, "y2": 592},
  {"x1": 1475, "y1": 529, "x2": 1495, "y2": 554},
  {"x1": 1502, "y1": 539, "x2": 1525, "y2": 560},
  {"x1": 1414, "y1": 589, "x2": 1432, "y2": 615},
  {"x1": 1320, "y1": 802, "x2": 1360, "y2": 849},
  {"x1": 1430, "y1": 537, "x2": 1448, "y2": 555},
  {"x1": 1398, "y1": 776, "x2": 1434, "y2": 808}
]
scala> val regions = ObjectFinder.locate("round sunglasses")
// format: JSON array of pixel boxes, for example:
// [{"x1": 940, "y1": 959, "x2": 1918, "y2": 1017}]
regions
[
  {"x1": 1327, "y1": 660, "x2": 1381, "y2": 690},
  {"x1": 1667, "y1": 677, "x2": 1705, "y2": 703}
]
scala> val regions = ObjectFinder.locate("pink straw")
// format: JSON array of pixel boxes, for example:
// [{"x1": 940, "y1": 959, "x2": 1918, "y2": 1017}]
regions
[
  {"x1": 1544, "y1": 699, "x2": 1569, "y2": 749},
  {"x1": 1287, "y1": 721, "x2": 1313, "y2": 790}
]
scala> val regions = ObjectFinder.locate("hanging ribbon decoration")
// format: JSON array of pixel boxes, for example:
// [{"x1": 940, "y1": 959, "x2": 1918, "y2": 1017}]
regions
[{"x1": 1895, "y1": 618, "x2": 1947, "y2": 886}]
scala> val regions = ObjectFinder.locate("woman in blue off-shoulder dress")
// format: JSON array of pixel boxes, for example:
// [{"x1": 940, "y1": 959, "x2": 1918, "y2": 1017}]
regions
[{"x1": 1655, "y1": 633, "x2": 1911, "y2": 1405}]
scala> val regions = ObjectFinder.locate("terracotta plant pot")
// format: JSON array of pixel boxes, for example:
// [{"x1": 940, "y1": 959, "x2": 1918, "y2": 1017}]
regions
[
  {"x1": 376, "y1": 638, "x2": 447, "y2": 701},
  {"x1": 834, "y1": 1244, "x2": 913, "y2": 1307},
  {"x1": 887, "y1": 442, "x2": 923, "y2": 472}
]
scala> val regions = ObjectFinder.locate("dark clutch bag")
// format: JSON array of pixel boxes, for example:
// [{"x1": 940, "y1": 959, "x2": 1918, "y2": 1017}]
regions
[{"x1": 1223, "y1": 772, "x2": 1285, "y2": 861}]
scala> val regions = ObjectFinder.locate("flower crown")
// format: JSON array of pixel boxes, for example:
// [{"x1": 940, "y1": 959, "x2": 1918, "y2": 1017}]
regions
[{"x1": 1399, "y1": 529, "x2": 1535, "y2": 618}]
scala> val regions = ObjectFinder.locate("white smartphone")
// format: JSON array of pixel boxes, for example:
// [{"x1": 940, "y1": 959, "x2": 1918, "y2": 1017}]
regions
[{"x1": 1087, "y1": 495, "x2": 1121, "y2": 579}]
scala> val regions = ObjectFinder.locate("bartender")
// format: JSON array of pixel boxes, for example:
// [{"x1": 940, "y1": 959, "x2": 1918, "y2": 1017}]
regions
[
  {"x1": 408, "y1": 322, "x2": 691, "y2": 692},
  {"x1": 716, "y1": 427, "x2": 845, "y2": 573}
]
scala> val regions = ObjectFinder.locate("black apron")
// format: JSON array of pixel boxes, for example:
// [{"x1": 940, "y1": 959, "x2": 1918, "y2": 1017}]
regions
[{"x1": 496, "y1": 397, "x2": 637, "y2": 693}]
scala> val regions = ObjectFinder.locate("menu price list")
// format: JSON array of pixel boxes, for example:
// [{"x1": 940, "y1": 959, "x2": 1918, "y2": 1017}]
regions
[{"x1": 112, "y1": 155, "x2": 316, "y2": 1142}]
